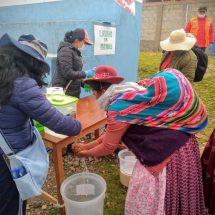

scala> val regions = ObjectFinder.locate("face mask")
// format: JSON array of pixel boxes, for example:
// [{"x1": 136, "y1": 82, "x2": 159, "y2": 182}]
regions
[
  {"x1": 198, "y1": 13, "x2": 206, "y2": 18},
  {"x1": 78, "y1": 47, "x2": 85, "y2": 53},
  {"x1": 78, "y1": 43, "x2": 85, "y2": 52}
]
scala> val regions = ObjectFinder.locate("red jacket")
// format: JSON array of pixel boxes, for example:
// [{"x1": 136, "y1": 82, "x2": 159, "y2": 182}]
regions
[{"x1": 185, "y1": 16, "x2": 214, "y2": 48}]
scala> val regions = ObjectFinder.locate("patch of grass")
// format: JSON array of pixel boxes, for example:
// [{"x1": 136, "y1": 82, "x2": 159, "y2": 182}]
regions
[
  {"x1": 192, "y1": 70, "x2": 215, "y2": 148},
  {"x1": 138, "y1": 52, "x2": 162, "y2": 79},
  {"x1": 42, "y1": 208, "x2": 58, "y2": 215}
]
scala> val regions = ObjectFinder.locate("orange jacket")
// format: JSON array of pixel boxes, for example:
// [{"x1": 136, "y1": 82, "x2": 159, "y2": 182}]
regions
[{"x1": 185, "y1": 16, "x2": 214, "y2": 48}]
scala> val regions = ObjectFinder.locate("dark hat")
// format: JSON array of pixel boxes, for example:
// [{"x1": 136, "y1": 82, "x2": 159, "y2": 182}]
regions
[
  {"x1": 0, "y1": 33, "x2": 50, "y2": 72},
  {"x1": 66, "y1": 28, "x2": 93, "y2": 45},
  {"x1": 83, "y1": 65, "x2": 124, "y2": 84},
  {"x1": 198, "y1": 6, "x2": 207, "y2": 12}
]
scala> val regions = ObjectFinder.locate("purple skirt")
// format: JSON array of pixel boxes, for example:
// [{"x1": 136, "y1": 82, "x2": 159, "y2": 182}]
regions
[{"x1": 165, "y1": 136, "x2": 205, "y2": 215}]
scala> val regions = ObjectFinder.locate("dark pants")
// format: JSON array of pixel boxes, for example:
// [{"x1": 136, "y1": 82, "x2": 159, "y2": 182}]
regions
[
  {"x1": 198, "y1": 47, "x2": 206, "y2": 52},
  {"x1": 0, "y1": 155, "x2": 26, "y2": 215}
]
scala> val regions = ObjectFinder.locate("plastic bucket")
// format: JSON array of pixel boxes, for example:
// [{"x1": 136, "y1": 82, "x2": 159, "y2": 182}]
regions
[
  {"x1": 118, "y1": 149, "x2": 137, "y2": 187},
  {"x1": 60, "y1": 172, "x2": 106, "y2": 215}
]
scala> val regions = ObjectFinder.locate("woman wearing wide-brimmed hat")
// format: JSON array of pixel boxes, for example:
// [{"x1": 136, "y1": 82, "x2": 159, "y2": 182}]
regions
[
  {"x1": 73, "y1": 65, "x2": 207, "y2": 215},
  {"x1": 160, "y1": 29, "x2": 197, "y2": 82},
  {"x1": 0, "y1": 34, "x2": 81, "y2": 215}
]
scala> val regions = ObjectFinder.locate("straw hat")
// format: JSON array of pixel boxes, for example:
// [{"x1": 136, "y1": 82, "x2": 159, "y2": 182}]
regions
[
  {"x1": 83, "y1": 65, "x2": 124, "y2": 84},
  {"x1": 160, "y1": 29, "x2": 196, "y2": 51}
]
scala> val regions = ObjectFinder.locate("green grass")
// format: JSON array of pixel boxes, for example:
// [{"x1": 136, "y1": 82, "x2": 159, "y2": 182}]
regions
[
  {"x1": 45, "y1": 52, "x2": 215, "y2": 215},
  {"x1": 138, "y1": 52, "x2": 162, "y2": 77}
]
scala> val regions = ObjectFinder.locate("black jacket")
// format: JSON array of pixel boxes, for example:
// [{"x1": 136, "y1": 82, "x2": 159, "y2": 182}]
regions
[{"x1": 52, "y1": 41, "x2": 86, "y2": 98}]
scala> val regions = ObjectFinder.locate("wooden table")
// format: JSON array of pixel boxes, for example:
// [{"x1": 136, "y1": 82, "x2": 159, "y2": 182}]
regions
[{"x1": 40, "y1": 95, "x2": 107, "y2": 215}]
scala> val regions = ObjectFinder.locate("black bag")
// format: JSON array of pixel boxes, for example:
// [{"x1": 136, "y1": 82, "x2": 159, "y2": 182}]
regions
[{"x1": 192, "y1": 46, "x2": 208, "y2": 82}]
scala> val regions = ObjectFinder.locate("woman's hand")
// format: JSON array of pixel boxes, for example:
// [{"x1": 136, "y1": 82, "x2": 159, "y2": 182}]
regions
[
  {"x1": 75, "y1": 150, "x2": 90, "y2": 157},
  {"x1": 72, "y1": 143, "x2": 87, "y2": 153},
  {"x1": 84, "y1": 67, "x2": 96, "y2": 78},
  {"x1": 72, "y1": 143, "x2": 92, "y2": 157}
]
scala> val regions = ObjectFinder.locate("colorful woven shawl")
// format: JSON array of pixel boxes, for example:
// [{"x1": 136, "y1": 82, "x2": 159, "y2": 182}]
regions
[{"x1": 108, "y1": 69, "x2": 208, "y2": 134}]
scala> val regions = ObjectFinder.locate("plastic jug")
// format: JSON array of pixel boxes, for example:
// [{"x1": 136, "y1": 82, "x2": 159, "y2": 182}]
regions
[
  {"x1": 118, "y1": 149, "x2": 137, "y2": 187},
  {"x1": 60, "y1": 172, "x2": 106, "y2": 215}
]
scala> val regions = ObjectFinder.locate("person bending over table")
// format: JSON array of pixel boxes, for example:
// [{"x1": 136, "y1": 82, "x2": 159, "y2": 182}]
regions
[{"x1": 73, "y1": 65, "x2": 208, "y2": 215}]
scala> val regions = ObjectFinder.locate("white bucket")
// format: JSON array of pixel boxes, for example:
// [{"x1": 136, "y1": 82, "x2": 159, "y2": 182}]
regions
[
  {"x1": 118, "y1": 149, "x2": 137, "y2": 187},
  {"x1": 60, "y1": 172, "x2": 106, "y2": 215}
]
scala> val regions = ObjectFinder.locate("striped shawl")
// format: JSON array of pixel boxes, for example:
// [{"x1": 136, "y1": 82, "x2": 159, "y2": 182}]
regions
[{"x1": 108, "y1": 69, "x2": 208, "y2": 134}]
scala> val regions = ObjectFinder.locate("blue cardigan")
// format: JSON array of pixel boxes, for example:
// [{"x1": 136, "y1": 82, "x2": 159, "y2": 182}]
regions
[{"x1": 0, "y1": 76, "x2": 81, "y2": 154}]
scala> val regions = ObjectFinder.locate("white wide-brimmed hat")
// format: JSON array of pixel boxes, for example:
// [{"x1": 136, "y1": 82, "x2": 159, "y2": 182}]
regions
[{"x1": 160, "y1": 29, "x2": 196, "y2": 51}]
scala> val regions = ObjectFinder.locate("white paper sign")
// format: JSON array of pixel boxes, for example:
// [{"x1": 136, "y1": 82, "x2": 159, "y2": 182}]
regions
[
  {"x1": 46, "y1": 87, "x2": 64, "y2": 95},
  {"x1": 76, "y1": 184, "x2": 95, "y2": 196},
  {"x1": 94, "y1": 25, "x2": 116, "y2": 55},
  {"x1": 115, "y1": 0, "x2": 135, "y2": 16}
]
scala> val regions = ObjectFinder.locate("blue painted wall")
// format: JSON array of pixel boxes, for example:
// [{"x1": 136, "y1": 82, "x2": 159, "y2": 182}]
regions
[{"x1": 0, "y1": 0, "x2": 142, "y2": 97}]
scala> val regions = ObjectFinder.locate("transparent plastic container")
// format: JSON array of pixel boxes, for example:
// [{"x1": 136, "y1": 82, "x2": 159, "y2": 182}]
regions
[
  {"x1": 60, "y1": 172, "x2": 106, "y2": 215},
  {"x1": 46, "y1": 94, "x2": 78, "y2": 117},
  {"x1": 118, "y1": 149, "x2": 137, "y2": 187}
]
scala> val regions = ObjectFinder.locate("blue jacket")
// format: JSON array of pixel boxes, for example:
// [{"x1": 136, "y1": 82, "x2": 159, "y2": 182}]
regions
[{"x1": 0, "y1": 76, "x2": 81, "y2": 154}]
